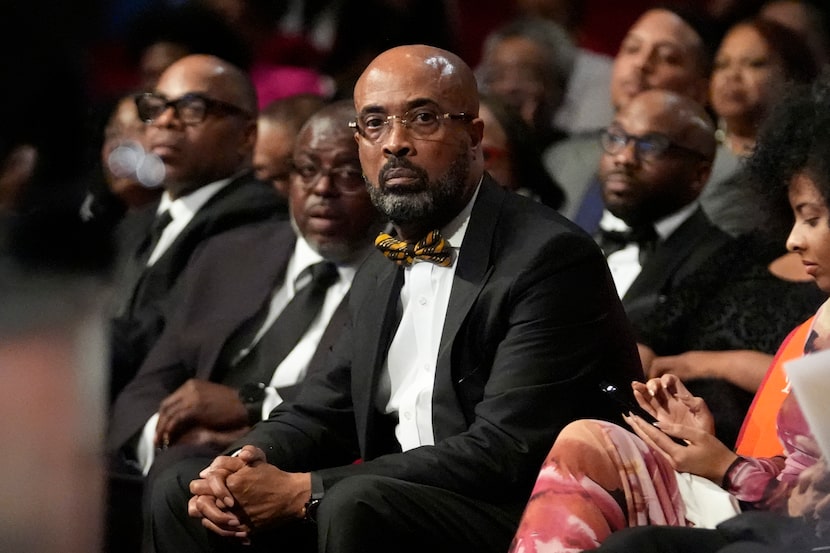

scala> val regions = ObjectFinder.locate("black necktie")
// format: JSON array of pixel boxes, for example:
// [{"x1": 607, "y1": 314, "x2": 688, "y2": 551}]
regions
[
  {"x1": 137, "y1": 210, "x2": 173, "y2": 268},
  {"x1": 223, "y1": 261, "x2": 340, "y2": 387},
  {"x1": 121, "y1": 210, "x2": 173, "y2": 316}
]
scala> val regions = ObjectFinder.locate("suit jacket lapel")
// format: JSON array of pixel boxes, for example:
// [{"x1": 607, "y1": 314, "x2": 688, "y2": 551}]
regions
[
  {"x1": 623, "y1": 207, "x2": 709, "y2": 301},
  {"x1": 353, "y1": 256, "x2": 404, "y2": 456},
  {"x1": 200, "y1": 229, "x2": 296, "y2": 380},
  {"x1": 439, "y1": 177, "x2": 501, "y2": 361},
  {"x1": 433, "y1": 178, "x2": 502, "y2": 437}
]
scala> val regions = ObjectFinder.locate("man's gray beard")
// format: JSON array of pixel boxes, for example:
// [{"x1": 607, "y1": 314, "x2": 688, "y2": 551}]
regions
[{"x1": 366, "y1": 155, "x2": 470, "y2": 226}]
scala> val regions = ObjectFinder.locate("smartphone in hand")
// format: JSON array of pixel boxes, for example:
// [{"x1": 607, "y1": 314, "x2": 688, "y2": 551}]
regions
[{"x1": 599, "y1": 381, "x2": 687, "y2": 446}]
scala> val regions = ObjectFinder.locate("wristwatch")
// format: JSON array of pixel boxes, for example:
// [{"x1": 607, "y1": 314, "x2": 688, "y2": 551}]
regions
[
  {"x1": 237, "y1": 382, "x2": 266, "y2": 425},
  {"x1": 303, "y1": 473, "x2": 325, "y2": 523},
  {"x1": 303, "y1": 491, "x2": 324, "y2": 523}
]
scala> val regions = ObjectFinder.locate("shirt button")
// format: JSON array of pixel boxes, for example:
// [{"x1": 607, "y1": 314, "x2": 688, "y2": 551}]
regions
[
  {"x1": 423, "y1": 363, "x2": 430, "y2": 371},
  {"x1": 418, "y1": 296, "x2": 427, "y2": 306},
  {"x1": 404, "y1": 411, "x2": 412, "y2": 420}
]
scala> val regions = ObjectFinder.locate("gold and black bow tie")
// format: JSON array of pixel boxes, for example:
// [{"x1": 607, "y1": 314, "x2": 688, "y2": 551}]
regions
[{"x1": 375, "y1": 229, "x2": 453, "y2": 267}]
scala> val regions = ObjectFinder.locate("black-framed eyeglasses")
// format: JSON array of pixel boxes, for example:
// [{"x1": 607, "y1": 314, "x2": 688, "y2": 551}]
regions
[
  {"x1": 293, "y1": 161, "x2": 365, "y2": 195},
  {"x1": 600, "y1": 127, "x2": 706, "y2": 161},
  {"x1": 349, "y1": 107, "x2": 474, "y2": 143},
  {"x1": 135, "y1": 92, "x2": 253, "y2": 126}
]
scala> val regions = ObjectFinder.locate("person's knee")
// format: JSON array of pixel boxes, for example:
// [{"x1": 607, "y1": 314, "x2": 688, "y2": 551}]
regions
[
  {"x1": 147, "y1": 457, "x2": 207, "y2": 521},
  {"x1": 316, "y1": 474, "x2": 397, "y2": 527}
]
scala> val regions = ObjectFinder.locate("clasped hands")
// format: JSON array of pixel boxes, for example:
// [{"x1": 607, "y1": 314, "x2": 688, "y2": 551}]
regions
[
  {"x1": 623, "y1": 374, "x2": 740, "y2": 485},
  {"x1": 188, "y1": 445, "x2": 312, "y2": 542}
]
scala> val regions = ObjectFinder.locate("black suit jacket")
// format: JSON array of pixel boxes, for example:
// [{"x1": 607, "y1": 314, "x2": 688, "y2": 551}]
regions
[
  {"x1": 107, "y1": 220, "x2": 349, "y2": 454},
  {"x1": 109, "y1": 172, "x2": 287, "y2": 400},
  {"x1": 621, "y1": 207, "x2": 734, "y2": 330},
  {"x1": 236, "y1": 176, "x2": 644, "y2": 513}
]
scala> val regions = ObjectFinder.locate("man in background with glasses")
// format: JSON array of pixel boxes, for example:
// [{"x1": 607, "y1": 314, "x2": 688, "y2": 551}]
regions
[
  {"x1": 149, "y1": 44, "x2": 642, "y2": 553},
  {"x1": 595, "y1": 88, "x2": 732, "y2": 331},
  {"x1": 109, "y1": 54, "x2": 286, "y2": 404},
  {"x1": 108, "y1": 101, "x2": 382, "y2": 551}
]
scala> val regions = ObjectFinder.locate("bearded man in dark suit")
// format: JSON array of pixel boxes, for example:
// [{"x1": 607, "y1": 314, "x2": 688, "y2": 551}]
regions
[{"x1": 149, "y1": 44, "x2": 643, "y2": 553}]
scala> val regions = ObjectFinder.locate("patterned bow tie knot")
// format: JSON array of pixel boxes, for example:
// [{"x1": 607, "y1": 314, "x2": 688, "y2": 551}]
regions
[{"x1": 375, "y1": 230, "x2": 453, "y2": 267}]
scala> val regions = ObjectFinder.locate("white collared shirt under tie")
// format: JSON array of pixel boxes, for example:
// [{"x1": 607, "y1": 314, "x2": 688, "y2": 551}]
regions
[
  {"x1": 135, "y1": 235, "x2": 357, "y2": 474},
  {"x1": 602, "y1": 201, "x2": 699, "y2": 297},
  {"x1": 379, "y1": 182, "x2": 480, "y2": 451},
  {"x1": 146, "y1": 176, "x2": 235, "y2": 266}
]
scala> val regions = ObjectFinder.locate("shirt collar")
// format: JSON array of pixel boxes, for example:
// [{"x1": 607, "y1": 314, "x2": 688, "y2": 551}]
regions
[
  {"x1": 287, "y1": 234, "x2": 360, "y2": 293},
  {"x1": 156, "y1": 174, "x2": 236, "y2": 221},
  {"x1": 599, "y1": 200, "x2": 699, "y2": 241}
]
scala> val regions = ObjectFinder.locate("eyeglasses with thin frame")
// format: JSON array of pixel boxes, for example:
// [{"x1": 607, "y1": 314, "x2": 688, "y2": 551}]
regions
[
  {"x1": 292, "y1": 160, "x2": 365, "y2": 195},
  {"x1": 600, "y1": 127, "x2": 706, "y2": 161},
  {"x1": 135, "y1": 92, "x2": 253, "y2": 126},
  {"x1": 349, "y1": 106, "x2": 474, "y2": 143}
]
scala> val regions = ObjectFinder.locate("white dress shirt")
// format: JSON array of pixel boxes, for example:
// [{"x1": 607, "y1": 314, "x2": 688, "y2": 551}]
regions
[
  {"x1": 146, "y1": 177, "x2": 233, "y2": 266},
  {"x1": 378, "y1": 182, "x2": 481, "y2": 451},
  {"x1": 603, "y1": 202, "x2": 699, "y2": 297},
  {"x1": 135, "y1": 234, "x2": 358, "y2": 474}
]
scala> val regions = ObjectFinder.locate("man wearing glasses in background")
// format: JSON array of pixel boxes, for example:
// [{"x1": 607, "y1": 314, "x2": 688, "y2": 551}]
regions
[
  {"x1": 594, "y1": 88, "x2": 732, "y2": 331},
  {"x1": 109, "y1": 54, "x2": 285, "y2": 403},
  {"x1": 149, "y1": 44, "x2": 643, "y2": 553},
  {"x1": 107, "y1": 101, "x2": 383, "y2": 553}
]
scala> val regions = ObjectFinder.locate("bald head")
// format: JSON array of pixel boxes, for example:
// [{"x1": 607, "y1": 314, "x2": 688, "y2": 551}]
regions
[
  {"x1": 621, "y1": 89, "x2": 716, "y2": 161},
  {"x1": 159, "y1": 54, "x2": 258, "y2": 115},
  {"x1": 355, "y1": 45, "x2": 480, "y2": 116}
]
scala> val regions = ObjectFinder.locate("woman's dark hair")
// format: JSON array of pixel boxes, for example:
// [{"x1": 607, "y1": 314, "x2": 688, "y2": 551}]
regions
[
  {"x1": 747, "y1": 17, "x2": 819, "y2": 85},
  {"x1": 479, "y1": 94, "x2": 565, "y2": 210},
  {"x1": 744, "y1": 68, "x2": 830, "y2": 237}
]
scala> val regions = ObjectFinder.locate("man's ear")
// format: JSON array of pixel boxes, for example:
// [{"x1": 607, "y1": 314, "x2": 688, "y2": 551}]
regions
[{"x1": 469, "y1": 118, "x2": 484, "y2": 149}]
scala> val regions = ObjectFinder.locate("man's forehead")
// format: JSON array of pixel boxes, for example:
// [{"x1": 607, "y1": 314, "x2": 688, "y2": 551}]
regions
[
  {"x1": 617, "y1": 99, "x2": 680, "y2": 135},
  {"x1": 627, "y1": 10, "x2": 701, "y2": 50}
]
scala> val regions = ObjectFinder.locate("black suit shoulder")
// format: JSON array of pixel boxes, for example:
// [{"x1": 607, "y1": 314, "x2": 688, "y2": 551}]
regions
[{"x1": 109, "y1": 173, "x2": 287, "y2": 401}]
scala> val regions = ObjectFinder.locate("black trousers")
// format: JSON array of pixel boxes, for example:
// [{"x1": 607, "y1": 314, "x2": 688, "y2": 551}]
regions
[
  {"x1": 148, "y1": 457, "x2": 521, "y2": 553},
  {"x1": 593, "y1": 511, "x2": 828, "y2": 553}
]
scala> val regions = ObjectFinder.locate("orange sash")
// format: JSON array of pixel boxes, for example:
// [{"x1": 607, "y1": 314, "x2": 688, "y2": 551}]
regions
[{"x1": 734, "y1": 317, "x2": 814, "y2": 458}]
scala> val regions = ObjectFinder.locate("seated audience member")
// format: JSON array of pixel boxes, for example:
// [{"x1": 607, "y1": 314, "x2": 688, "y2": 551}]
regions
[
  {"x1": 507, "y1": 73, "x2": 830, "y2": 553},
  {"x1": 545, "y1": 5, "x2": 720, "y2": 220},
  {"x1": 478, "y1": 94, "x2": 565, "y2": 210},
  {"x1": 106, "y1": 101, "x2": 382, "y2": 553},
  {"x1": 109, "y1": 54, "x2": 285, "y2": 402},
  {"x1": 700, "y1": 16, "x2": 819, "y2": 237},
  {"x1": 108, "y1": 100, "x2": 383, "y2": 476},
  {"x1": 514, "y1": 0, "x2": 616, "y2": 134},
  {"x1": 595, "y1": 89, "x2": 732, "y2": 337},
  {"x1": 476, "y1": 16, "x2": 574, "y2": 149},
  {"x1": 254, "y1": 93, "x2": 328, "y2": 200},
  {"x1": 147, "y1": 44, "x2": 643, "y2": 553},
  {"x1": 81, "y1": 92, "x2": 165, "y2": 232},
  {"x1": 760, "y1": 0, "x2": 830, "y2": 68},
  {"x1": 635, "y1": 230, "x2": 824, "y2": 447}
]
